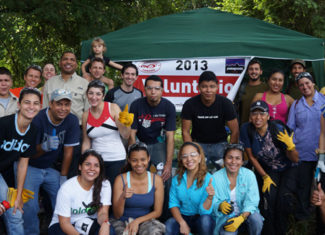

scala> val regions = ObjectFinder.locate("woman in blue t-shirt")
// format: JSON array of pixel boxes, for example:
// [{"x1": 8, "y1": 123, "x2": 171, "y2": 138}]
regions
[
  {"x1": 111, "y1": 142, "x2": 165, "y2": 235},
  {"x1": 240, "y1": 100, "x2": 299, "y2": 235},
  {"x1": 165, "y1": 142, "x2": 216, "y2": 235}
]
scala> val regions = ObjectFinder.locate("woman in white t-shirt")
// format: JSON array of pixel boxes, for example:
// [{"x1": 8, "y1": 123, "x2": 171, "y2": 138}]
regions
[{"x1": 48, "y1": 149, "x2": 113, "y2": 235}]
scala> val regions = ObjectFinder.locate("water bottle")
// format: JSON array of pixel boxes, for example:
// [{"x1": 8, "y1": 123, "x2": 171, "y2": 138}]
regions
[
  {"x1": 227, "y1": 201, "x2": 235, "y2": 219},
  {"x1": 156, "y1": 162, "x2": 164, "y2": 176},
  {"x1": 1, "y1": 200, "x2": 11, "y2": 211},
  {"x1": 51, "y1": 129, "x2": 56, "y2": 151}
]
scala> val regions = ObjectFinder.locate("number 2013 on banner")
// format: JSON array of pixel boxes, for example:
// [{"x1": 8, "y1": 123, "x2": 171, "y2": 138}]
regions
[{"x1": 175, "y1": 60, "x2": 208, "y2": 71}]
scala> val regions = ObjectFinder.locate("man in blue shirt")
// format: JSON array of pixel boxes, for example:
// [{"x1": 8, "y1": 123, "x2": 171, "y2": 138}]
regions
[
  {"x1": 129, "y1": 75, "x2": 176, "y2": 182},
  {"x1": 129, "y1": 75, "x2": 176, "y2": 221},
  {"x1": 19, "y1": 89, "x2": 80, "y2": 235}
]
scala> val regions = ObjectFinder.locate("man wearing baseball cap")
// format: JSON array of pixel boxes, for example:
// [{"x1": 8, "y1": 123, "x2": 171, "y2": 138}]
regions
[
  {"x1": 286, "y1": 59, "x2": 306, "y2": 99},
  {"x1": 18, "y1": 89, "x2": 80, "y2": 235},
  {"x1": 240, "y1": 100, "x2": 299, "y2": 235}
]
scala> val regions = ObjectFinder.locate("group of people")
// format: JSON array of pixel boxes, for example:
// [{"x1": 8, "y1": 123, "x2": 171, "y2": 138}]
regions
[{"x1": 0, "y1": 36, "x2": 325, "y2": 235}]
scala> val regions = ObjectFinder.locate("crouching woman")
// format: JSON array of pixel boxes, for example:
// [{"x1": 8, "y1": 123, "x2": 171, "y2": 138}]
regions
[
  {"x1": 165, "y1": 142, "x2": 216, "y2": 235},
  {"x1": 213, "y1": 144, "x2": 263, "y2": 235},
  {"x1": 111, "y1": 142, "x2": 165, "y2": 235},
  {"x1": 48, "y1": 149, "x2": 113, "y2": 235}
]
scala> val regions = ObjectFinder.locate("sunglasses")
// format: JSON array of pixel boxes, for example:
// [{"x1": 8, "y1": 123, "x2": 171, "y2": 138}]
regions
[
  {"x1": 21, "y1": 87, "x2": 41, "y2": 94},
  {"x1": 128, "y1": 142, "x2": 148, "y2": 154},
  {"x1": 88, "y1": 79, "x2": 105, "y2": 88},
  {"x1": 181, "y1": 151, "x2": 199, "y2": 159},
  {"x1": 82, "y1": 202, "x2": 102, "y2": 216},
  {"x1": 224, "y1": 143, "x2": 245, "y2": 152},
  {"x1": 295, "y1": 72, "x2": 313, "y2": 82},
  {"x1": 26, "y1": 64, "x2": 42, "y2": 74},
  {"x1": 54, "y1": 89, "x2": 71, "y2": 95}
]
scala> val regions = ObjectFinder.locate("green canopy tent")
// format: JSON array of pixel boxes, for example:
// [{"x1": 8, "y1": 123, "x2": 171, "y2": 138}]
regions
[{"x1": 81, "y1": 8, "x2": 325, "y2": 86}]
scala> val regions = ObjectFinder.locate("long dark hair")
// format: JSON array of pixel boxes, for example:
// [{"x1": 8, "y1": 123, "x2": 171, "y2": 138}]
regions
[
  {"x1": 122, "y1": 142, "x2": 149, "y2": 173},
  {"x1": 78, "y1": 149, "x2": 106, "y2": 209}
]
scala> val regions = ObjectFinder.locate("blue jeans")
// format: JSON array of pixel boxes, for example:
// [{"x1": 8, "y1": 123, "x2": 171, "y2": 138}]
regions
[
  {"x1": 14, "y1": 164, "x2": 60, "y2": 235},
  {"x1": 165, "y1": 214, "x2": 215, "y2": 235},
  {"x1": 147, "y1": 142, "x2": 172, "y2": 221},
  {"x1": 0, "y1": 173, "x2": 24, "y2": 235},
  {"x1": 104, "y1": 160, "x2": 126, "y2": 187},
  {"x1": 219, "y1": 212, "x2": 263, "y2": 235},
  {"x1": 199, "y1": 142, "x2": 227, "y2": 168}
]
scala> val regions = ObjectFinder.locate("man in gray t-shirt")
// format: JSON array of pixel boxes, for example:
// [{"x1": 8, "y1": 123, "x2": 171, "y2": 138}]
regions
[{"x1": 104, "y1": 63, "x2": 142, "y2": 110}]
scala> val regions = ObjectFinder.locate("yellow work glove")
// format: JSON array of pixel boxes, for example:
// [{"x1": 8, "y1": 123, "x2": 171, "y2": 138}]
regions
[
  {"x1": 22, "y1": 188, "x2": 34, "y2": 202},
  {"x1": 320, "y1": 87, "x2": 325, "y2": 95},
  {"x1": 262, "y1": 175, "x2": 277, "y2": 193},
  {"x1": 218, "y1": 201, "x2": 234, "y2": 215},
  {"x1": 7, "y1": 188, "x2": 34, "y2": 207},
  {"x1": 277, "y1": 129, "x2": 295, "y2": 151},
  {"x1": 223, "y1": 215, "x2": 245, "y2": 232},
  {"x1": 118, "y1": 104, "x2": 134, "y2": 127}
]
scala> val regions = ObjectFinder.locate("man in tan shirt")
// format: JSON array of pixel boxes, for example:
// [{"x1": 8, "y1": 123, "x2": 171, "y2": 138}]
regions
[
  {"x1": 0, "y1": 67, "x2": 18, "y2": 117},
  {"x1": 42, "y1": 51, "x2": 89, "y2": 125}
]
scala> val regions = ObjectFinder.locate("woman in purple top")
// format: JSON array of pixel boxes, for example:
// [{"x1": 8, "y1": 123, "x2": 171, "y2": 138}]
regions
[
  {"x1": 287, "y1": 72, "x2": 325, "y2": 225},
  {"x1": 112, "y1": 142, "x2": 165, "y2": 235}
]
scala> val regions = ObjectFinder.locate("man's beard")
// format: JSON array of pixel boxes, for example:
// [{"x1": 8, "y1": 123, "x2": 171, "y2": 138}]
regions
[{"x1": 250, "y1": 77, "x2": 259, "y2": 81}]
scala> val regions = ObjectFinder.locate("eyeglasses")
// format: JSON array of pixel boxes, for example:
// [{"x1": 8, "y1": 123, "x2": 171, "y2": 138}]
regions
[
  {"x1": 25, "y1": 64, "x2": 42, "y2": 74},
  {"x1": 251, "y1": 111, "x2": 268, "y2": 116},
  {"x1": 21, "y1": 87, "x2": 41, "y2": 94},
  {"x1": 224, "y1": 143, "x2": 245, "y2": 152},
  {"x1": 295, "y1": 72, "x2": 313, "y2": 82},
  {"x1": 83, "y1": 148, "x2": 98, "y2": 154},
  {"x1": 89, "y1": 79, "x2": 105, "y2": 88},
  {"x1": 145, "y1": 86, "x2": 162, "y2": 91},
  {"x1": 82, "y1": 202, "x2": 102, "y2": 216},
  {"x1": 128, "y1": 142, "x2": 148, "y2": 154},
  {"x1": 54, "y1": 89, "x2": 71, "y2": 95},
  {"x1": 181, "y1": 152, "x2": 199, "y2": 159}
]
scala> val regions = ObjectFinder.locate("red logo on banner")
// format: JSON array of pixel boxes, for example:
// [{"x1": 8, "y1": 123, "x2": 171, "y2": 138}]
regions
[
  {"x1": 138, "y1": 62, "x2": 161, "y2": 73},
  {"x1": 134, "y1": 75, "x2": 238, "y2": 97}
]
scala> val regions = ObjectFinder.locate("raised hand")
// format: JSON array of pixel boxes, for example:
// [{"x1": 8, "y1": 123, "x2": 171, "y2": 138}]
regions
[
  {"x1": 118, "y1": 104, "x2": 134, "y2": 127},
  {"x1": 122, "y1": 181, "x2": 134, "y2": 199},
  {"x1": 277, "y1": 129, "x2": 295, "y2": 151},
  {"x1": 206, "y1": 178, "x2": 215, "y2": 199}
]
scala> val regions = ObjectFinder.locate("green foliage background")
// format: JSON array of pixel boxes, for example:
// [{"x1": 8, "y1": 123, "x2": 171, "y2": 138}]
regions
[{"x1": 0, "y1": 0, "x2": 324, "y2": 87}]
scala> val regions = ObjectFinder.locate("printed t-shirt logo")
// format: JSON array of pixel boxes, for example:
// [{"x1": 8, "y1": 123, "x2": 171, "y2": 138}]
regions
[{"x1": 1, "y1": 139, "x2": 30, "y2": 152}]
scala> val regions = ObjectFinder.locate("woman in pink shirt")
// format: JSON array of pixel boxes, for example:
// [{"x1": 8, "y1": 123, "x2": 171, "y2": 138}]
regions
[{"x1": 252, "y1": 69, "x2": 294, "y2": 124}]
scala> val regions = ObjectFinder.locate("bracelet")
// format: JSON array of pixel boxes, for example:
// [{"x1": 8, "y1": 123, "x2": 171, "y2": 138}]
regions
[
  {"x1": 207, "y1": 195, "x2": 214, "y2": 200},
  {"x1": 104, "y1": 220, "x2": 110, "y2": 225}
]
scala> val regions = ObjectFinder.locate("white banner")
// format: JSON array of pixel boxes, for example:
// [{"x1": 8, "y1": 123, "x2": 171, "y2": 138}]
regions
[{"x1": 133, "y1": 57, "x2": 252, "y2": 112}]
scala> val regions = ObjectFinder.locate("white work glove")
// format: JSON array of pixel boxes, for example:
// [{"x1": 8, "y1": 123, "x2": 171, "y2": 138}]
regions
[
  {"x1": 41, "y1": 135, "x2": 59, "y2": 152},
  {"x1": 317, "y1": 153, "x2": 325, "y2": 173},
  {"x1": 60, "y1": 176, "x2": 67, "y2": 186}
]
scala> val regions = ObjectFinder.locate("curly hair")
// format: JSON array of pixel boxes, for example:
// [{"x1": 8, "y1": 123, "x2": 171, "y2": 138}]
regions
[
  {"x1": 176, "y1": 142, "x2": 208, "y2": 188},
  {"x1": 78, "y1": 149, "x2": 106, "y2": 210}
]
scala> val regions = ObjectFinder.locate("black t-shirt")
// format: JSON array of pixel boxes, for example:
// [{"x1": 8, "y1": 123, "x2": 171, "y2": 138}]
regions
[
  {"x1": 181, "y1": 95, "x2": 237, "y2": 143},
  {"x1": 0, "y1": 114, "x2": 38, "y2": 174}
]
